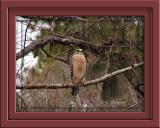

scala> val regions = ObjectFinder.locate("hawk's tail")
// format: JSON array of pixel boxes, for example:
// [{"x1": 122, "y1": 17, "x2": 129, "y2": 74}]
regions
[{"x1": 72, "y1": 87, "x2": 80, "y2": 96}]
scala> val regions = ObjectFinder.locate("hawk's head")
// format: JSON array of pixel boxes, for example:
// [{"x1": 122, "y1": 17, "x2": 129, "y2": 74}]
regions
[
  {"x1": 74, "y1": 49, "x2": 83, "y2": 54},
  {"x1": 76, "y1": 49, "x2": 83, "y2": 52}
]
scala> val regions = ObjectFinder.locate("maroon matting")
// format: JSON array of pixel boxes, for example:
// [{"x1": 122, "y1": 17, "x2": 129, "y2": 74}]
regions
[{"x1": 0, "y1": 0, "x2": 159, "y2": 127}]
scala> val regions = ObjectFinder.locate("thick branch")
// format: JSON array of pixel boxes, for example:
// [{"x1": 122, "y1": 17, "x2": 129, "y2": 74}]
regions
[
  {"x1": 16, "y1": 62, "x2": 144, "y2": 89},
  {"x1": 16, "y1": 34, "x2": 101, "y2": 60}
]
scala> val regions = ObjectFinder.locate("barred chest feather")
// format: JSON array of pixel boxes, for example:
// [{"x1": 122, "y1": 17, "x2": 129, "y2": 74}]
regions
[{"x1": 72, "y1": 53, "x2": 86, "y2": 84}]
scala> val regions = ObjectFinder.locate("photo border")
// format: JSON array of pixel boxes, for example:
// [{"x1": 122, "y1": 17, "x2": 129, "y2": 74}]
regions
[{"x1": 0, "y1": 0, "x2": 159, "y2": 127}]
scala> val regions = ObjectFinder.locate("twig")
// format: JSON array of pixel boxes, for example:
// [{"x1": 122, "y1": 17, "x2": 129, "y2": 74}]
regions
[
  {"x1": 16, "y1": 92, "x2": 28, "y2": 111},
  {"x1": 121, "y1": 99, "x2": 143, "y2": 112}
]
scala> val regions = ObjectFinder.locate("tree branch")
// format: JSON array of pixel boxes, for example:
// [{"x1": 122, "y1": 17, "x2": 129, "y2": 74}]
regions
[
  {"x1": 16, "y1": 92, "x2": 28, "y2": 111},
  {"x1": 16, "y1": 62, "x2": 144, "y2": 89},
  {"x1": 21, "y1": 16, "x2": 106, "y2": 22},
  {"x1": 16, "y1": 34, "x2": 101, "y2": 60},
  {"x1": 16, "y1": 33, "x2": 139, "y2": 61}
]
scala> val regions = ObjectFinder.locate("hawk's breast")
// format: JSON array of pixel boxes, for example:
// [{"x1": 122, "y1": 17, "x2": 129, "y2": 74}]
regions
[{"x1": 72, "y1": 53, "x2": 86, "y2": 84}]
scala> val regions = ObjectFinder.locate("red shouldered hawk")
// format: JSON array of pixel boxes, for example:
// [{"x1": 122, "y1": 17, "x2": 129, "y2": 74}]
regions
[{"x1": 71, "y1": 49, "x2": 86, "y2": 95}]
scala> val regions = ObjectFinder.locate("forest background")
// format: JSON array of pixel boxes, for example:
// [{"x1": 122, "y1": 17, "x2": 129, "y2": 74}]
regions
[{"x1": 16, "y1": 16, "x2": 144, "y2": 112}]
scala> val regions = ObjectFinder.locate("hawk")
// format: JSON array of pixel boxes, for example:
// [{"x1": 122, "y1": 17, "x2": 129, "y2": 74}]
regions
[{"x1": 71, "y1": 49, "x2": 86, "y2": 95}]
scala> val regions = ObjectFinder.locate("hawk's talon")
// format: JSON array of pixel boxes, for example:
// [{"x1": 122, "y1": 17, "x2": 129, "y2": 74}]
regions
[{"x1": 79, "y1": 80, "x2": 85, "y2": 86}]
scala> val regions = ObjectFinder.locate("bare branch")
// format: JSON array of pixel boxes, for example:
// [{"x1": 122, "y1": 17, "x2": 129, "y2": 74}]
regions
[
  {"x1": 16, "y1": 32, "x2": 140, "y2": 61},
  {"x1": 20, "y1": 16, "x2": 137, "y2": 22},
  {"x1": 16, "y1": 62, "x2": 144, "y2": 89},
  {"x1": 16, "y1": 34, "x2": 101, "y2": 60},
  {"x1": 21, "y1": 16, "x2": 106, "y2": 22},
  {"x1": 16, "y1": 92, "x2": 28, "y2": 111},
  {"x1": 121, "y1": 99, "x2": 143, "y2": 112}
]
